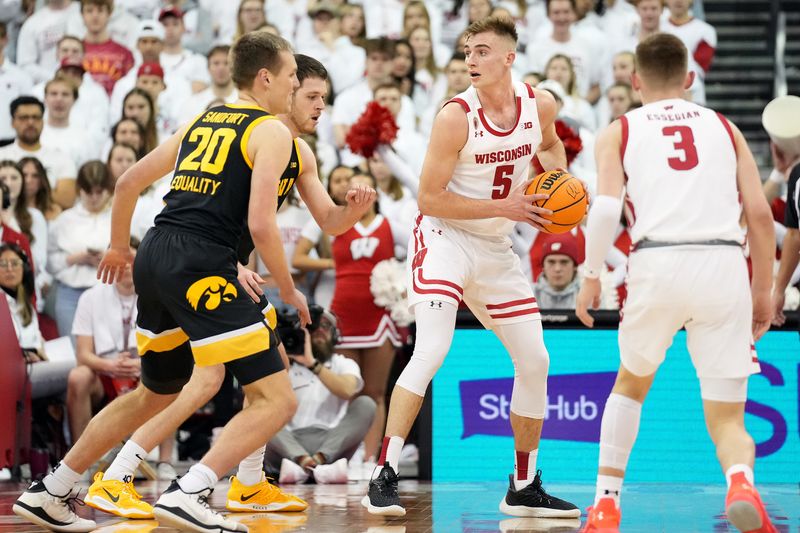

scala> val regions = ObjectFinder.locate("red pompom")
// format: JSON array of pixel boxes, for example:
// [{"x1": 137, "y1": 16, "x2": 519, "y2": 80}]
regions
[
  {"x1": 346, "y1": 101, "x2": 399, "y2": 158},
  {"x1": 532, "y1": 119, "x2": 583, "y2": 174}
]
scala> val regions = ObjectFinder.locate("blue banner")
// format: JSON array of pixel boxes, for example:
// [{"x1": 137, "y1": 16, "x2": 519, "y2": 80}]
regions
[{"x1": 432, "y1": 328, "x2": 799, "y2": 483}]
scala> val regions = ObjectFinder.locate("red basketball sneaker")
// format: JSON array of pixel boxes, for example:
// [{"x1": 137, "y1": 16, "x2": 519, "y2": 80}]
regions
[
  {"x1": 581, "y1": 497, "x2": 620, "y2": 533},
  {"x1": 725, "y1": 472, "x2": 777, "y2": 533}
]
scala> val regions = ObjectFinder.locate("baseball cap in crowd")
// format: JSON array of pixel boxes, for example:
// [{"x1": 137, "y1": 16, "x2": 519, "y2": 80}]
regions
[
  {"x1": 158, "y1": 6, "x2": 183, "y2": 21},
  {"x1": 59, "y1": 57, "x2": 85, "y2": 74},
  {"x1": 309, "y1": 1, "x2": 338, "y2": 17},
  {"x1": 137, "y1": 62, "x2": 164, "y2": 80},
  {"x1": 540, "y1": 234, "x2": 580, "y2": 266},
  {"x1": 137, "y1": 20, "x2": 165, "y2": 41}
]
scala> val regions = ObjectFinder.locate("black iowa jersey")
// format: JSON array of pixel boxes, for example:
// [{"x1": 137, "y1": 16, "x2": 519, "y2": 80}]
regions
[
  {"x1": 156, "y1": 104, "x2": 296, "y2": 249},
  {"x1": 236, "y1": 139, "x2": 302, "y2": 264}
]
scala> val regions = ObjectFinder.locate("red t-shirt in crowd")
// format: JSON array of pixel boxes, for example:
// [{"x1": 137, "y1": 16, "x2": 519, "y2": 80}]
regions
[{"x1": 83, "y1": 39, "x2": 134, "y2": 95}]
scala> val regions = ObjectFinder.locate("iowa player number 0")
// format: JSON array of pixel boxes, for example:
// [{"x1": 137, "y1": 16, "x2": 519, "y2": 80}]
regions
[{"x1": 178, "y1": 127, "x2": 237, "y2": 174}]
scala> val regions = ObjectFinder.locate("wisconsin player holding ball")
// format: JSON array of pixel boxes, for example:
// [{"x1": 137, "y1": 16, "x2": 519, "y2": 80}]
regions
[
  {"x1": 362, "y1": 16, "x2": 579, "y2": 519},
  {"x1": 576, "y1": 34, "x2": 776, "y2": 532}
]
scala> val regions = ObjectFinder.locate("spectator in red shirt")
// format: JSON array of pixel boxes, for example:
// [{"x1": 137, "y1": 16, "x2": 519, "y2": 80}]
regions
[{"x1": 81, "y1": 0, "x2": 134, "y2": 95}]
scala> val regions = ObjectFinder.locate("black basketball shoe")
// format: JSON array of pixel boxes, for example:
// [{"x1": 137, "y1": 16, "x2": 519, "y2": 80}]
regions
[
  {"x1": 499, "y1": 470, "x2": 580, "y2": 518},
  {"x1": 360, "y1": 462, "x2": 405, "y2": 516}
]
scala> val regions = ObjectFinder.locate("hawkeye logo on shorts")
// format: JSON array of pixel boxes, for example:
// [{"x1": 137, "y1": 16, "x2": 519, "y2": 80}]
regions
[{"x1": 186, "y1": 276, "x2": 238, "y2": 311}]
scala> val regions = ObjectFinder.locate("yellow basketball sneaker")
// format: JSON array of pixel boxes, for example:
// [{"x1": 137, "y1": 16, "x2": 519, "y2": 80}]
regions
[
  {"x1": 85, "y1": 472, "x2": 154, "y2": 519},
  {"x1": 226, "y1": 473, "x2": 308, "y2": 512}
]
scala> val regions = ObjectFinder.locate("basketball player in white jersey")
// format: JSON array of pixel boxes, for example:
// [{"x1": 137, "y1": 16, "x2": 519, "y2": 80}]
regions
[
  {"x1": 362, "y1": 16, "x2": 580, "y2": 519},
  {"x1": 576, "y1": 33, "x2": 776, "y2": 533}
]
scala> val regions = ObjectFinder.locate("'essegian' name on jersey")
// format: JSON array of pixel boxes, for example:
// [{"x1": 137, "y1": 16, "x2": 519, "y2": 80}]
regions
[
  {"x1": 170, "y1": 174, "x2": 221, "y2": 195},
  {"x1": 474, "y1": 144, "x2": 532, "y2": 164},
  {"x1": 202, "y1": 111, "x2": 249, "y2": 125},
  {"x1": 645, "y1": 110, "x2": 701, "y2": 122}
]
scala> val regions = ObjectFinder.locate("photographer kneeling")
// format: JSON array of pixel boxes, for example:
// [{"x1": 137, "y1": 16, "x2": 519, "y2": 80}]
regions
[{"x1": 272, "y1": 306, "x2": 376, "y2": 484}]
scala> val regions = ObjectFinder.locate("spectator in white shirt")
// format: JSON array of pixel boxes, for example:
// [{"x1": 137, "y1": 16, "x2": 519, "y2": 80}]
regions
[
  {"x1": 268, "y1": 306, "x2": 375, "y2": 485},
  {"x1": 47, "y1": 160, "x2": 113, "y2": 336},
  {"x1": 606, "y1": 82, "x2": 635, "y2": 123},
  {"x1": 527, "y1": 0, "x2": 603, "y2": 104},
  {"x1": 122, "y1": 87, "x2": 159, "y2": 154},
  {"x1": 613, "y1": 0, "x2": 662, "y2": 54},
  {"x1": 157, "y1": 6, "x2": 209, "y2": 93},
  {"x1": 373, "y1": 82, "x2": 426, "y2": 176},
  {"x1": 20, "y1": 156, "x2": 61, "y2": 221},
  {"x1": 402, "y1": 1, "x2": 450, "y2": 67},
  {"x1": 232, "y1": 0, "x2": 265, "y2": 42},
  {"x1": 408, "y1": 26, "x2": 446, "y2": 117},
  {"x1": 420, "y1": 52, "x2": 470, "y2": 136},
  {"x1": 468, "y1": 0, "x2": 493, "y2": 25},
  {"x1": 391, "y1": 39, "x2": 415, "y2": 98},
  {"x1": 106, "y1": 117, "x2": 146, "y2": 160},
  {"x1": 134, "y1": 62, "x2": 178, "y2": 139},
  {"x1": 0, "y1": 21, "x2": 33, "y2": 142},
  {"x1": 597, "y1": 50, "x2": 639, "y2": 126},
  {"x1": 332, "y1": 38, "x2": 416, "y2": 167},
  {"x1": 544, "y1": 53, "x2": 597, "y2": 131},
  {"x1": 0, "y1": 96, "x2": 77, "y2": 208},
  {"x1": 16, "y1": 0, "x2": 78, "y2": 83},
  {"x1": 0, "y1": 159, "x2": 48, "y2": 285},
  {"x1": 1, "y1": 242, "x2": 74, "y2": 399},
  {"x1": 106, "y1": 142, "x2": 138, "y2": 185},
  {"x1": 662, "y1": 0, "x2": 716, "y2": 104},
  {"x1": 66, "y1": 238, "x2": 141, "y2": 443},
  {"x1": 41, "y1": 75, "x2": 99, "y2": 168}
]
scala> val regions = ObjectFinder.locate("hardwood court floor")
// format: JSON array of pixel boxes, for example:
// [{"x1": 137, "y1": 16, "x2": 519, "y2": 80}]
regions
[{"x1": 0, "y1": 480, "x2": 796, "y2": 532}]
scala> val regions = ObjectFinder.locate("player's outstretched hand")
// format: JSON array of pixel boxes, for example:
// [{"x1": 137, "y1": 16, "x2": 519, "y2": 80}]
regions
[
  {"x1": 282, "y1": 287, "x2": 311, "y2": 327},
  {"x1": 770, "y1": 288, "x2": 786, "y2": 327},
  {"x1": 345, "y1": 184, "x2": 377, "y2": 217},
  {"x1": 575, "y1": 277, "x2": 601, "y2": 328},
  {"x1": 97, "y1": 246, "x2": 134, "y2": 284},
  {"x1": 752, "y1": 288, "x2": 771, "y2": 340},
  {"x1": 237, "y1": 263, "x2": 264, "y2": 303},
  {"x1": 506, "y1": 178, "x2": 553, "y2": 230}
]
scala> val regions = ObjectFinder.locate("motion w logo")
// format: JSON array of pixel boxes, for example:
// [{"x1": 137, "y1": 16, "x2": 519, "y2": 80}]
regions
[{"x1": 350, "y1": 237, "x2": 379, "y2": 260}]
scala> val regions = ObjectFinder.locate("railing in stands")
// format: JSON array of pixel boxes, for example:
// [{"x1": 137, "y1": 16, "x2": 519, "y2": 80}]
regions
[{"x1": 771, "y1": 0, "x2": 788, "y2": 97}]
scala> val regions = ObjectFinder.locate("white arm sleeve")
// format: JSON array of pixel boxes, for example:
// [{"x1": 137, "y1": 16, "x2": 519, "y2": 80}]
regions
[
  {"x1": 584, "y1": 195, "x2": 623, "y2": 279},
  {"x1": 376, "y1": 144, "x2": 419, "y2": 197}
]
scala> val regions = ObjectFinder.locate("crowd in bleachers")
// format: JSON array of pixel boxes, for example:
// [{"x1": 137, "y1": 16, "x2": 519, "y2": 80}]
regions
[{"x1": 2, "y1": 0, "x2": 798, "y2": 480}]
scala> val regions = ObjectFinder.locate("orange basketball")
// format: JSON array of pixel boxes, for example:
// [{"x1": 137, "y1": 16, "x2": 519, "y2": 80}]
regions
[{"x1": 526, "y1": 170, "x2": 587, "y2": 234}]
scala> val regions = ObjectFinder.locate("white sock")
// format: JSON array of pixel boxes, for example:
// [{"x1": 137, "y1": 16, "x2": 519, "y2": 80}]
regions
[
  {"x1": 42, "y1": 462, "x2": 81, "y2": 497},
  {"x1": 725, "y1": 464, "x2": 755, "y2": 488},
  {"x1": 513, "y1": 449, "x2": 538, "y2": 491},
  {"x1": 598, "y1": 393, "x2": 642, "y2": 472},
  {"x1": 373, "y1": 436, "x2": 404, "y2": 480},
  {"x1": 179, "y1": 463, "x2": 219, "y2": 493},
  {"x1": 236, "y1": 445, "x2": 266, "y2": 486},
  {"x1": 104, "y1": 440, "x2": 147, "y2": 482},
  {"x1": 595, "y1": 474, "x2": 623, "y2": 506}
]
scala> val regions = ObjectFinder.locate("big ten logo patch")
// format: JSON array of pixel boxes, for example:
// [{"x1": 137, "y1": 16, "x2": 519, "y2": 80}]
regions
[
  {"x1": 350, "y1": 237, "x2": 380, "y2": 260},
  {"x1": 186, "y1": 276, "x2": 238, "y2": 311}
]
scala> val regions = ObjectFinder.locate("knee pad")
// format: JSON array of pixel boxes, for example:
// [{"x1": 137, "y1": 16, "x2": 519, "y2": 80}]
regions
[
  {"x1": 395, "y1": 301, "x2": 457, "y2": 396},
  {"x1": 699, "y1": 376, "x2": 748, "y2": 403},
  {"x1": 509, "y1": 345, "x2": 549, "y2": 419}
]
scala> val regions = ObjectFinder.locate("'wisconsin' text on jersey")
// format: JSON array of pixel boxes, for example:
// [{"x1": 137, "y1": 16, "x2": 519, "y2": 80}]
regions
[{"x1": 474, "y1": 144, "x2": 532, "y2": 164}]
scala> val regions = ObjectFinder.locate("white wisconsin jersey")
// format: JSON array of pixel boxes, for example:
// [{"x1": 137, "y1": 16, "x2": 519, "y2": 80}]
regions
[
  {"x1": 622, "y1": 98, "x2": 744, "y2": 244},
  {"x1": 434, "y1": 81, "x2": 542, "y2": 237}
]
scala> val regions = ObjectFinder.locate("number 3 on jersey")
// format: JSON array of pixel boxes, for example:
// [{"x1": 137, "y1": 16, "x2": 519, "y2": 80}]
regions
[
  {"x1": 491, "y1": 164, "x2": 514, "y2": 199},
  {"x1": 178, "y1": 127, "x2": 237, "y2": 174},
  {"x1": 662, "y1": 125, "x2": 699, "y2": 171}
]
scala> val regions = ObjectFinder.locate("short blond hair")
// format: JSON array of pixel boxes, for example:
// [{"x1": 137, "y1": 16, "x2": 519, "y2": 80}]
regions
[{"x1": 464, "y1": 15, "x2": 518, "y2": 45}]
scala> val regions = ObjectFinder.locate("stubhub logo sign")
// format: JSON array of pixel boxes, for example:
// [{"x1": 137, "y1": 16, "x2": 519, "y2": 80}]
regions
[{"x1": 459, "y1": 373, "x2": 616, "y2": 441}]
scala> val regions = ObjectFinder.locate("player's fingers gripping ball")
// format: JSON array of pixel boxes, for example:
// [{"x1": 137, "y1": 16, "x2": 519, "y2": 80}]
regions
[{"x1": 526, "y1": 170, "x2": 587, "y2": 233}]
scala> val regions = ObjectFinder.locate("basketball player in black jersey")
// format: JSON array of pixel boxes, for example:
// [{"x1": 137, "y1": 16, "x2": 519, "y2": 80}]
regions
[{"x1": 13, "y1": 35, "x2": 375, "y2": 533}]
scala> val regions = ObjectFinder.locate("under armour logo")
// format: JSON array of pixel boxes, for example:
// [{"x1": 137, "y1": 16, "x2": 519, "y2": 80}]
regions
[
  {"x1": 474, "y1": 130, "x2": 484, "y2": 137},
  {"x1": 430, "y1": 301, "x2": 443, "y2": 309},
  {"x1": 432, "y1": 228, "x2": 442, "y2": 235}
]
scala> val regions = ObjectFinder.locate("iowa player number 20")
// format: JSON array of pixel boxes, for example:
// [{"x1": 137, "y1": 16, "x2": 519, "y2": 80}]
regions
[{"x1": 178, "y1": 127, "x2": 237, "y2": 174}]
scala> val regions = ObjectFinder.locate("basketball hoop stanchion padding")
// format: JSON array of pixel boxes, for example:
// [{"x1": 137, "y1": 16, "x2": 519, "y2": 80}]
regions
[{"x1": 0, "y1": 296, "x2": 31, "y2": 476}]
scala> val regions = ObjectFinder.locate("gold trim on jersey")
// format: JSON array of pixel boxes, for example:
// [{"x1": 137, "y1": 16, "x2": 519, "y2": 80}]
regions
[
  {"x1": 190, "y1": 322, "x2": 271, "y2": 366},
  {"x1": 136, "y1": 326, "x2": 189, "y2": 355},
  {"x1": 294, "y1": 138, "x2": 303, "y2": 177},
  {"x1": 225, "y1": 103, "x2": 268, "y2": 111},
  {"x1": 240, "y1": 115, "x2": 277, "y2": 169}
]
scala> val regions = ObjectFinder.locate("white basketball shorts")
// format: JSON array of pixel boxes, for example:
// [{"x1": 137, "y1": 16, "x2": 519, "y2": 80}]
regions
[
  {"x1": 407, "y1": 214, "x2": 541, "y2": 328},
  {"x1": 618, "y1": 245, "x2": 761, "y2": 379}
]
